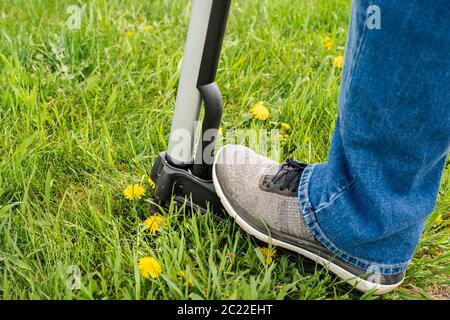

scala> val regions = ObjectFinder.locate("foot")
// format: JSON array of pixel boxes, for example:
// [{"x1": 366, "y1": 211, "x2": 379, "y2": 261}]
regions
[{"x1": 212, "y1": 144, "x2": 404, "y2": 295}]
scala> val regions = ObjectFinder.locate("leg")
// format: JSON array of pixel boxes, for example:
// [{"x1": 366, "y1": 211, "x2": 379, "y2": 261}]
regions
[
  {"x1": 302, "y1": 0, "x2": 450, "y2": 273},
  {"x1": 213, "y1": 0, "x2": 450, "y2": 294}
]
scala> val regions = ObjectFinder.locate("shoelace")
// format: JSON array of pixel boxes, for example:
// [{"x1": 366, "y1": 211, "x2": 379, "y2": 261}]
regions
[{"x1": 268, "y1": 158, "x2": 307, "y2": 193}]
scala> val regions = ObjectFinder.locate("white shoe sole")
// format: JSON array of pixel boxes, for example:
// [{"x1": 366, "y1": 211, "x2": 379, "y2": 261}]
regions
[{"x1": 212, "y1": 147, "x2": 403, "y2": 295}]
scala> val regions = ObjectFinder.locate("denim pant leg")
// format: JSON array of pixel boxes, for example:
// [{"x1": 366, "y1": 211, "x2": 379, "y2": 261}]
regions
[{"x1": 299, "y1": 0, "x2": 450, "y2": 274}]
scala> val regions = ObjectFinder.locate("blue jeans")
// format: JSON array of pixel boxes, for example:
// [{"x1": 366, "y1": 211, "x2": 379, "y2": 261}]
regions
[{"x1": 299, "y1": 0, "x2": 450, "y2": 275}]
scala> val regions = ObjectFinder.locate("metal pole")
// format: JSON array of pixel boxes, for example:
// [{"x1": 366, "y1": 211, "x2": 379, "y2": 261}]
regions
[{"x1": 166, "y1": 0, "x2": 214, "y2": 165}]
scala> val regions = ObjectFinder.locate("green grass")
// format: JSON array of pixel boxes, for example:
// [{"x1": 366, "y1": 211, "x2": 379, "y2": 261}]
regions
[{"x1": 0, "y1": 0, "x2": 448, "y2": 300}]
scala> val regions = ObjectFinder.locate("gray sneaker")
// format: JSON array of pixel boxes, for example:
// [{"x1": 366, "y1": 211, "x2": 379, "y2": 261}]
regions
[{"x1": 212, "y1": 144, "x2": 404, "y2": 294}]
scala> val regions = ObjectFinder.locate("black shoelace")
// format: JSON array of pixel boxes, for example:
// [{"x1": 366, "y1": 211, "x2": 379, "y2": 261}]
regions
[{"x1": 267, "y1": 158, "x2": 307, "y2": 193}]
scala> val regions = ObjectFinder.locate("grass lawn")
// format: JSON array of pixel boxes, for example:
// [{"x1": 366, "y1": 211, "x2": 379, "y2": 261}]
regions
[{"x1": 0, "y1": 0, "x2": 448, "y2": 300}]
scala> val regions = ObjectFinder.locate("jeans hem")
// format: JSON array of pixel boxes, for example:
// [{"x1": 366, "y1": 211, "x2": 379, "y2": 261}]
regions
[{"x1": 298, "y1": 164, "x2": 409, "y2": 276}]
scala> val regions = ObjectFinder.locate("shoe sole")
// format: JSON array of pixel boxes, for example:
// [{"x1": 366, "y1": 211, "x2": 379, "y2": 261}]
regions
[{"x1": 212, "y1": 149, "x2": 403, "y2": 295}]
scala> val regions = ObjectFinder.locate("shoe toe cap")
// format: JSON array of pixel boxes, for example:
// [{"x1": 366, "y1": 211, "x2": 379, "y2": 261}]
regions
[{"x1": 214, "y1": 144, "x2": 274, "y2": 193}]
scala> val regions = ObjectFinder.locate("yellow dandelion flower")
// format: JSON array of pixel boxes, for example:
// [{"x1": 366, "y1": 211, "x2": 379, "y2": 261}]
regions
[
  {"x1": 126, "y1": 31, "x2": 135, "y2": 37},
  {"x1": 261, "y1": 247, "x2": 276, "y2": 264},
  {"x1": 143, "y1": 25, "x2": 154, "y2": 31},
  {"x1": 434, "y1": 214, "x2": 443, "y2": 226},
  {"x1": 281, "y1": 123, "x2": 291, "y2": 131},
  {"x1": 123, "y1": 184, "x2": 146, "y2": 201},
  {"x1": 250, "y1": 102, "x2": 270, "y2": 121},
  {"x1": 138, "y1": 256, "x2": 162, "y2": 279},
  {"x1": 323, "y1": 36, "x2": 333, "y2": 50},
  {"x1": 143, "y1": 215, "x2": 167, "y2": 235},
  {"x1": 147, "y1": 176, "x2": 156, "y2": 189},
  {"x1": 334, "y1": 56, "x2": 344, "y2": 69}
]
